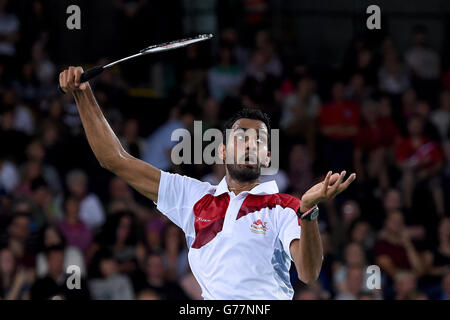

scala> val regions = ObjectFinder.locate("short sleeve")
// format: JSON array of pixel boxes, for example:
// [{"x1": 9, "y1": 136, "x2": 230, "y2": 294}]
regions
[
  {"x1": 278, "y1": 208, "x2": 301, "y2": 261},
  {"x1": 155, "y1": 171, "x2": 212, "y2": 234}
]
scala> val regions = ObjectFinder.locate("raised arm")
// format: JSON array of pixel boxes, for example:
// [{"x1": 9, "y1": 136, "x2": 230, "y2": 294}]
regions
[
  {"x1": 290, "y1": 171, "x2": 356, "y2": 283},
  {"x1": 59, "y1": 66, "x2": 161, "y2": 201}
]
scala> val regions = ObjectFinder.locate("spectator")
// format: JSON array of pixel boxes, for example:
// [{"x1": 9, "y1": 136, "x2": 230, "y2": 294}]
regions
[
  {"x1": 241, "y1": 49, "x2": 280, "y2": 113},
  {"x1": 0, "y1": 247, "x2": 33, "y2": 299},
  {"x1": 280, "y1": 76, "x2": 320, "y2": 153},
  {"x1": 57, "y1": 197, "x2": 92, "y2": 256},
  {"x1": 142, "y1": 104, "x2": 195, "y2": 172},
  {"x1": 354, "y1": 99, "x2": 399, "y2": 190},
  {"x1": 0, "y1": 148, "x2": 19, "y2": 194},
  {"x1": 31, "y1": 245, "x2": 90, "y2": 300},
  {"x1": 328, "y1": 200, "x2": 361, "y2": 257},
  {"x1": 396, "y1": 117, "x2": 445, "y2": 216},
  {"x1": 88, "y1": 248, "x2": 134, "y2": 300},
  {"x1": 280, "y1": 75, "x2": 320, "y2": 131},
  {"x1": 0, "y1": 0, "x2": 20, "y2": 57},
  {"x1": 29, "y1": 176, "x2": 60, "y2": 229},
  {"x1": 65, "y1": 169, "x2": 105, "y2": 230},
  {"x1": 333, "y1": 243, "x2": 370, "y2": 293},
  {"x1": 161, "y1": 223, "x2": 189, "y2": 281},
  {"x1": 107, "y1": 177, "x2": 147, "y2": 223},
  {"x1": 334, "y1": 266, "x2": 365, "y2": 300},
  {"x1": 393, "y1": 271, "x2": 421, "y2": 300},
  {"x1": 319, "y1": 81, "x2": 360, "y2": 172},
  {"x1": 207, "y1": 44, "x2": 244, "y2": 102},
  {"x1": 201, "y1": 97, "x2": 221, "y2": 131},
  {"x1": 136, "y1": 214, "x2": 167, "y2": 268},
  {"x1": 405, "y1": 25, "x2": 441, "y2": 102},
  {"x1": 24, "y1": 139, "x2": 62, "y2": 195},
  {"x1": 119, "y1": 118, "x2": 146, "y2": 159},
  {"x1": 374, "y1": 211, "x2": 424, "y2": 279},
  {"x1": 416, "y1": 100, "x2": 441, "y2": 142},
  {"x1": 288, "y1": 144, "x2": 314, "y2": 195},
  {"x1": 405, "y1": 25, "x2": 440, "y2": 81},
  {"x1": 91, "y1": 211, "x2": 139, "y2": 276},
  {"x1": 254, "y1": 30, "x2": 283, "y2": 78},
  {"x1": 430, "y1": 90, "x2": 450, "y2": 142},
  {"x1": 348, "y1": 220, "x2": 376, "y2": 256},
  {"x1": 378, "y1": 48, "x2": 410, "y2": 95},
  {"x1": 35, "y1": 226, "x2": 85, "y2": 278},
  {"x1": 2, "y1": 212, "x2": 36, "y2": 268},
  {"x1": 423, "y1": 217, "x2": 450, "y2": 284},
  {"x1": 133, "y1": 253, "x2": 189, "y2": 300},
  {"x1": 345, "y1": 73, "x2": 372, "y2": 104}
]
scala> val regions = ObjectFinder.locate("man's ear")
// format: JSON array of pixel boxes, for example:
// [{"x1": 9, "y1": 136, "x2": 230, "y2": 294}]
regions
[
  {"x1": 218, "y1": 143, "x2": 226, "y2": 163},
  {"x1": 263, "y1": 150, "x2": 271, "y2": 167}
]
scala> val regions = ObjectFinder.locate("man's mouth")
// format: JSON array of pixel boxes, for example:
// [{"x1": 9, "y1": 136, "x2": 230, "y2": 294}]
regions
[{"x1": 242, "y1": 154, "x2": 258, "y2": 165}]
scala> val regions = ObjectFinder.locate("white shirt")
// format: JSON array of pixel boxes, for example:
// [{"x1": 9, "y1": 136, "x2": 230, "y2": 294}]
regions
[
  {"x1": 79, "y1": 193, "x2": 105, "y2": 229},
  {"x1": 0, "y1": 160, "x2": 19, "y2": 193},
  {"x1": 155, "y1": 171, "x2": 302, "y2": 300}
]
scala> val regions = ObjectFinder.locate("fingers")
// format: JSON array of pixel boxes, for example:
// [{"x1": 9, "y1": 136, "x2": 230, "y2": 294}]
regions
[
  {"x1": 321, "y1": 171, "x2": 332, "y2": 193},
  {"x1": 338, "y1": 173, "x2": 356, "y2": 192},
  {"x1": 327, "y1": 170, "x2": 346, "y2": 196},
  {"x1": 59, "y1": 71, "x2": 66, "y2": 93},
  {"x1": 67, "y1": 66, "x2": 74, "y2": 88},
  {"x1": 59, "y1": 66, "x2": 85, "y2": 93},
  {"x1": 325, "y1": 171, "x2": 357, "y2": 199},
  {"x1": 74, "y1": 67, "x2": 83, "y2": 86},
  {"x1": 327, "y1": 172, "x2": 341, "y2": 185}
]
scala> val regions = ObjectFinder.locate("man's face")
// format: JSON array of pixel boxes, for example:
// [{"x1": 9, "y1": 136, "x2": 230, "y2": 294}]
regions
[{"x1": 222, "y1": 118, "x2": 270, "y2": 182}]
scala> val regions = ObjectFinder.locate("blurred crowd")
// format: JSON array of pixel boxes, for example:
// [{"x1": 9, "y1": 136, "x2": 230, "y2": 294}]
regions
[{"x1": 1, "y1": 0, "x2": 450, "y2": 300}]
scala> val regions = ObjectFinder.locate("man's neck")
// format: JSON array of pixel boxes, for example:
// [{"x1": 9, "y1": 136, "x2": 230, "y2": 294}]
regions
[{"x1": 225, "y1": 175, "x2": 260, "y2": 195}]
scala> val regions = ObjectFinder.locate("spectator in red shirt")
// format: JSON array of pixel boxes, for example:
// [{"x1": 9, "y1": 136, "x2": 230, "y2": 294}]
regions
[
  {"x1": 396, "y1": 116, "x2": 445, "y2": 216},
  {"x1": 374, "y1": 211, "x2": 424, "y2": 280},
  {"x1": 319, "y1": 81, "x2": 361, "y2": 172},
  {"x1": 354, "y1": 99, "x2": 400, "y2": 191}
]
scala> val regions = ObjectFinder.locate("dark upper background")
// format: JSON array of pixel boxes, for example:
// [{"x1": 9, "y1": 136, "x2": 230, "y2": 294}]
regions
[{"x1": 0, "y1": 0, "x2": 449, "y2": 300}]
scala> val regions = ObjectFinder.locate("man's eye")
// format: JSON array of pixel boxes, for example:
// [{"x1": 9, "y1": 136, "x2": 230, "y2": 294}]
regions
[{"x1": 257, "y1": 137, "x2": 266, "y2": 144}]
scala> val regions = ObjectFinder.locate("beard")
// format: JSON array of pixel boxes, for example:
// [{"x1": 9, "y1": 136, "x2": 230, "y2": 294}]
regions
[{"x1": 226, "y1": 163, "x2": 261, "y2": 182}]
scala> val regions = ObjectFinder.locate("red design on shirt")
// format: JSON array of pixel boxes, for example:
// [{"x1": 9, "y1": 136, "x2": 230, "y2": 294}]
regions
[
  {"x1": 191, "y1": 192, "x2": 302, "y2": 249},
  {"x1": 237, "y1": 193, "x2": 301, "y2": 226},
  {"x1": 191, "y1": 193, "x2": 230, "y2": 249}
]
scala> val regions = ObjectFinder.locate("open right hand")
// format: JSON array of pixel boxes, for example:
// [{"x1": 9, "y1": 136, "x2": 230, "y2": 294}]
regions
[{"x1": 59, "y1": 66, "x2": 88, "y2": 93}]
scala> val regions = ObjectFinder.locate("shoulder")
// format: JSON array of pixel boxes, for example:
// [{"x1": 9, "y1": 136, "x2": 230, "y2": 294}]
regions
[
  {"x1": 161, "y1": 171, "x2": 214, "y2": 192},
  {"x1": 254, "y1": 193, "x2": 300, "y2": 213},
  {"x1": 274, "y1": 193, "x2": 301, "y2": 212}
]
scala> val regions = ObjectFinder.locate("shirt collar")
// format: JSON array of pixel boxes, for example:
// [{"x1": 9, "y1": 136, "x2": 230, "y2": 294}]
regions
[{"x1": 213, "y1": 176, "x2": 279, "y2": 196}]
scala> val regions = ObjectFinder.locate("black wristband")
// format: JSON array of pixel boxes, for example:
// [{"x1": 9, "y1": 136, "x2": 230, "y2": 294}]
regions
[{"x1": 297, "y1": 205, "x2": 319, "y2": 221}]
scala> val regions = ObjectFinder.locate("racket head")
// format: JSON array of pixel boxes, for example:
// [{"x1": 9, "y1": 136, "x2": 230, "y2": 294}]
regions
[{"x1": 139, "y1": 34, "x2": 213, "y2": 54}]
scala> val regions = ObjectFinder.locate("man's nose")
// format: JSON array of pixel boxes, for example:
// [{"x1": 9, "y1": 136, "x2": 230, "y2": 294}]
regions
[{"x1": 246, "y1": 136, "x2": 258, "y2": 151}]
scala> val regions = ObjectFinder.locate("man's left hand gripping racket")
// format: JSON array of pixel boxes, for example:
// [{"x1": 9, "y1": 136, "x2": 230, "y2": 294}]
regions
[{"x1": 58, "y1": 33, "x2": 213, "y2": 94}]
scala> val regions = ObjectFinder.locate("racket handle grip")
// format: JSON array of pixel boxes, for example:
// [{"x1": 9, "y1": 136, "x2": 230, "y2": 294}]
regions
[{"x1": 57, "y1": 66, "x2": 104, "y2": 94}]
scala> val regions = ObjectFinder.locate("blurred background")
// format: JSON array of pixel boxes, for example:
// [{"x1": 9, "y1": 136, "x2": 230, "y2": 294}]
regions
[{"x1": 1, "y1": 0, "x2": 450, "y2": 300}]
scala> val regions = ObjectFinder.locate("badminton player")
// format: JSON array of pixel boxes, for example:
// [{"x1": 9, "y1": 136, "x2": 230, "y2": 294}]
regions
[{"x1": 59, "y1": 66, "x2": 356, "y2": 299}]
